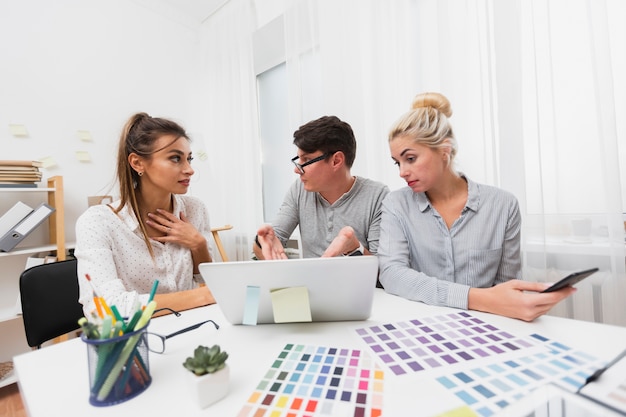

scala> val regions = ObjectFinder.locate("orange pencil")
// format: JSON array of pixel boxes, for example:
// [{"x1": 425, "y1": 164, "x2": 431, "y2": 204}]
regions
[
  {"x1": 93, "y1": 296, "x2": 104, "y2": 319},
  {"x1": 99, "y1": 296, "x2": 115, "y2": 323}
]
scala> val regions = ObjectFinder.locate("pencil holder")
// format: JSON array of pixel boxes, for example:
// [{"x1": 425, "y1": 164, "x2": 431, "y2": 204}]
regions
[{"x1": 82, "y1": 323, "x2": 152, "y2": 406}]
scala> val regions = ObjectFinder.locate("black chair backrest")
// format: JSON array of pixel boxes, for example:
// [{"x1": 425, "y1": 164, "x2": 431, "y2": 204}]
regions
[{"x1": 19, "y1": 259, "x2": 84, "y2": 348}]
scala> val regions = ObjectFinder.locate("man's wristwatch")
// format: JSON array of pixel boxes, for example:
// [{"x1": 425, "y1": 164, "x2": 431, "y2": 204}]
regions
[{"x1": 343, "y1": 241, "x2": 364, "y2": 257}]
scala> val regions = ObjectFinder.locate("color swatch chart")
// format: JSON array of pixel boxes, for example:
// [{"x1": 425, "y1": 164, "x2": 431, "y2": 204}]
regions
[
  {"x1": 355, "y1": 312, "x2": 606, "y2": 417},
  {"x1": 436, "y1": 333, "x2": 604, "y2": 416},
  {"x1": 354, "y1": 311, "x2": 543, "y2": 376},
  {"x1": 236, "y1": 343, "x2": 384, "y2": 417}
]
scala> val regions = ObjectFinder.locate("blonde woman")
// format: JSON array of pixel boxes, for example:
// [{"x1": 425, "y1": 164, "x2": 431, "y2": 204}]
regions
[{"x1": 378, "y1": 92, "x2": 574, "y2": 321}]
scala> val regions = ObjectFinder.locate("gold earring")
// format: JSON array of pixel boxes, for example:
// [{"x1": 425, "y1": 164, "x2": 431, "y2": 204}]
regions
[{"x1": 138, "y1": 171, "x2": 143, "y2": 176}]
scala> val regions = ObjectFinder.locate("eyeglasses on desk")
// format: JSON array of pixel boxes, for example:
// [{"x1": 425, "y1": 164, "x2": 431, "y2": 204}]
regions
[{"x1": 145, "y1": 307, "x2": 219, "y2": 354}]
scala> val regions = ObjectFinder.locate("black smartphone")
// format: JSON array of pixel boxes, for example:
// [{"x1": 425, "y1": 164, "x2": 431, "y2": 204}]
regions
[{"x1": 540, "y1": 268, "x2": 599, "y2": 293}]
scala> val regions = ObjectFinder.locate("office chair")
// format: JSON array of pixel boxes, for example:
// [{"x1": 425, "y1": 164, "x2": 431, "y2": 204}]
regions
[{"x1": 19, "y1": 259, "x2": 84, "y2": 349}]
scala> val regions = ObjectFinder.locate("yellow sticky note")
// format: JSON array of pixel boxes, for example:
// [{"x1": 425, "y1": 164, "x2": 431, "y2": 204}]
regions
[
  {"x1": 9, "y1": 124, "x2": 28, "y2": 137},
  {"x1": 435, "y1": 406, "x2": 479, "y2": 417},
  {"x1": 76, "y1": 151, "x2": 91, "y2": 162},
  {"x1": 77, "y1": 130, "x2": 93, "y2": 141},
  {"x1": 196, "y1": 150, "x2": 208, "y2": 161},
  {"x1": 270, "y1": 286, "x2": 312, "y2": 323},
  {"x1": 39, "y1": 156, "x2": 57, "y2": 169}
]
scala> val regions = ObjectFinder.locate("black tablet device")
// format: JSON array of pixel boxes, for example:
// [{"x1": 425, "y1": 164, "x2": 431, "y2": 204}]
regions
[{"x1": 540, "y1": 268, "x2": 599, "y2": 293}]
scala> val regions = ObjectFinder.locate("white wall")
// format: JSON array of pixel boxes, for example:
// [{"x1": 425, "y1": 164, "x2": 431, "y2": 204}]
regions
[{"x1": 0, "y1": 1, "x2": 207, "y2": 242}]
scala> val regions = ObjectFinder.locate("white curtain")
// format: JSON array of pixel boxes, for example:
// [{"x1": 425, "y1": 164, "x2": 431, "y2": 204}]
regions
[
  {"x1": 201, "y1": 0, "x2": 626, "y2": 324},
  {"x1": 195, "y1": 0, "x2": 262, "y2": 261},
  {"x1": 517, "y1": 0, "x2": 626, "y2": 325}
]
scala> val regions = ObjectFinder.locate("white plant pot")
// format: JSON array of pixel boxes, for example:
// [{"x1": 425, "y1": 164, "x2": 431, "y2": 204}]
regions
[{"x1": 187, "y1": 364, "x2": 230, "y2": 408}]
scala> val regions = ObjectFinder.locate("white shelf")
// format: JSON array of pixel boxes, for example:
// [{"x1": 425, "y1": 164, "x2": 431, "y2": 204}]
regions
[
  {"x1": 0, "y1": 176, "x2": 66, "y2": 368},
  {"x1": 0, "y1": 241, "x2": 76, "y2": 258},
  {"x1": 0, "y1": 187, "x2": 54, "y2": 192},
  {"x1": 0, "y1": 368, "x2": 17, "y2": 389},
  {"x1": 0, "y1": 244, "x2": 62, "y2": 258}
]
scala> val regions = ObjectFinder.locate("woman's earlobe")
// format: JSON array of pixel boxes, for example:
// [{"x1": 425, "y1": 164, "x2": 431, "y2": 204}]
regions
[{"x1": 128, "y1": 152, "x2": 144, "y2": 173}]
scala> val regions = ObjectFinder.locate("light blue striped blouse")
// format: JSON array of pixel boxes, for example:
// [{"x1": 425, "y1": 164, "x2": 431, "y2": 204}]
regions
[{"x1": 378, "y1": 176, "x2": 522, "y2": 310}]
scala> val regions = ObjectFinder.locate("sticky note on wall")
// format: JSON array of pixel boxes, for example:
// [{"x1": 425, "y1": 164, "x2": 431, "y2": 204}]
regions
[
  {"x1": 270, "y1": 286, "x2": 312, "y2": 323},
  {"x1": 39, "y1": 156, "x2": 57, "y2": 169},
  {"x1": 9, "y1": 124, "x2": 29, "y2": 137},
  {"x1": 75, "y1": 151, "x2": 91, "y2": 162},
  {"x1": 77, "y1": 130, "x2": 93, "y2": 142}
]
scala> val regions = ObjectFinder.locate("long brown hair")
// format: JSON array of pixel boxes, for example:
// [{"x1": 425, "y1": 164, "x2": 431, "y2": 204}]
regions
[{"x1": 114, "y1": 112, "x2": 189, "y2": 257}]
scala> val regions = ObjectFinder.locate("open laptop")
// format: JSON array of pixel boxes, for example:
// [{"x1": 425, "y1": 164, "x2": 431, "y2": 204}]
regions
[{"x1": 199, "y1": 256, "x2": 379, "y2": 325}]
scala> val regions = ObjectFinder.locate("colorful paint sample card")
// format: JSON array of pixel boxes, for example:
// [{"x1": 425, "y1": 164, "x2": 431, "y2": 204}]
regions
[
  {"x1": 355, "y1": 311, "x2": 542, "y2": 376},
  {"x1": 356, "y1": 311, "x2": 606, "y2": 417},
  {"x1": 435, "y1": 334, "x2": 604, "y2": 416},
  {"x1": 237, "y1": 343, "x2": 384, "y2": 417}
]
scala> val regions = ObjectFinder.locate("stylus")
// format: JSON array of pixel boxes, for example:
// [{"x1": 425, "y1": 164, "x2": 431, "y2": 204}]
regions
[{"x1": 578, "y1": 346, "x2": 626, "y2": 392}]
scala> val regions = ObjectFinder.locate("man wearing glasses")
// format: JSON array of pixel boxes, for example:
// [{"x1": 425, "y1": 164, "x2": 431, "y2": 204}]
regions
[{"x1": 253, "y1": 116, "x2": 389, "y2": 265}]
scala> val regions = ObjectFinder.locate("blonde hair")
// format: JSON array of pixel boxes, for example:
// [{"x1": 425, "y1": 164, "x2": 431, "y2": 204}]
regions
[{"x1": 388, "y1": 92, "x2": 457, "y2": 163}]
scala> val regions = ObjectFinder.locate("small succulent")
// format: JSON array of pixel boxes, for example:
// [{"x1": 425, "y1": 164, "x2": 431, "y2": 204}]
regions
[{"x1": 183, "y1": 344, "x2": 229, "y2": 376}]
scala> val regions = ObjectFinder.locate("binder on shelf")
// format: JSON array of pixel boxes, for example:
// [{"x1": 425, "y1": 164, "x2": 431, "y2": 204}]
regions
[
  {"x1": 0, "y1": 201, "x2": 34, "y2": 238},
  {"x1": 0, "y1": 203, "x2": 55, "y2": 252},
  {"x1": 0, "y1": 183, "x2": 38, "y2": 188}
]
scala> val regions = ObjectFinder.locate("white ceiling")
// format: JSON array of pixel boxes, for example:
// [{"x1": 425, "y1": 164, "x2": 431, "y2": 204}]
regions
[
  {"x1": 134, "y1": 0, "x2": 229, "y2": 26},
  {"x1": 161, "y1": 0, "x2": 227, "y2": 23}
]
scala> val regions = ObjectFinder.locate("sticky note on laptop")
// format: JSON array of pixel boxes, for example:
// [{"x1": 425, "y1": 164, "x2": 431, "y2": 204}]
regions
[
  {"x1": 270, "y1": 286, "x2": 312, "y2": 323},
  {"x1": 242, "y1": 285, "x2": 261, "y2": 325}
]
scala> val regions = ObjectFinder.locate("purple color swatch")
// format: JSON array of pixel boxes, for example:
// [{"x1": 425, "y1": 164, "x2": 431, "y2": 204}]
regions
[{"x1": 356, "y1": 311, "x2": 543, "y2": 376}]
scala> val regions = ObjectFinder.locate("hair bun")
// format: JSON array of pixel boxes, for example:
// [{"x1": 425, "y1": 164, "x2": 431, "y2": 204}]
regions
[{"x1": 411, "y1": 92, "x2": 452, "y2": 118}]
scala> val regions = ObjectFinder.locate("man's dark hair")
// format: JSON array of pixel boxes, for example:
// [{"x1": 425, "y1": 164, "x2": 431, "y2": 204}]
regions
[{"x1": 293, "y1": 115, "x2": 357, "y2": 168}]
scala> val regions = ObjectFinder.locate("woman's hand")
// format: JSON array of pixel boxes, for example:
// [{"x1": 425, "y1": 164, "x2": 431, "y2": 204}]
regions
[
  {"x1": 147, "y1": 209, "x2": 206, "y2": 250},
  {"x1": 468, "y1": 279, "x2": 577, "y2": 322}
]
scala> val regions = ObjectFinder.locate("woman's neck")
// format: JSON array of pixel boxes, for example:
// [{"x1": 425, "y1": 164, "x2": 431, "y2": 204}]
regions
[
  {"x1": 136, "y1": 192, "x2": 173, "y2": 215},
  {"x1": 426, "y1": 172, "x2": 466, "y2": 205}
]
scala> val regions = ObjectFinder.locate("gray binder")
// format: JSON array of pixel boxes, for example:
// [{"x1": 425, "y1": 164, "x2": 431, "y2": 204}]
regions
[{"x1": 0, "y1": 203, "x2": 55, "y2": 252}]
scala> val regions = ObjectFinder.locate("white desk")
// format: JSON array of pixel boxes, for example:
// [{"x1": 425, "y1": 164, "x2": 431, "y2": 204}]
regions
[{"x1": 13, "y1": 290, "x2": 626, "y2": 416}]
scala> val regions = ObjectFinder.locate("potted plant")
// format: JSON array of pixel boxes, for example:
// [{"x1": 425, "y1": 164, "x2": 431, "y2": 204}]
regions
[{"x1": 183, "y1": 344, "x2": 229, "y2": 408}]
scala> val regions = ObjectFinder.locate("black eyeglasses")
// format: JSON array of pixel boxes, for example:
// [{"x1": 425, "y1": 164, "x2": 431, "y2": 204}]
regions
[
  {"x1": 146, "y1": 308, "x2": 219, "y2": 354},
  {"x1": 291, "y1": 152, "x2": 330, "y2": 174}
]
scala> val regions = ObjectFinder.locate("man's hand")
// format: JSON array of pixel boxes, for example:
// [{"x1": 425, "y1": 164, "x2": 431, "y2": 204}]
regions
[
  {"x1": 254, "y1": 224, "x2": 288, "y2": 260},
  {"x1": 322, "y1": 226, "x2": 366, "y2": 257}
]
